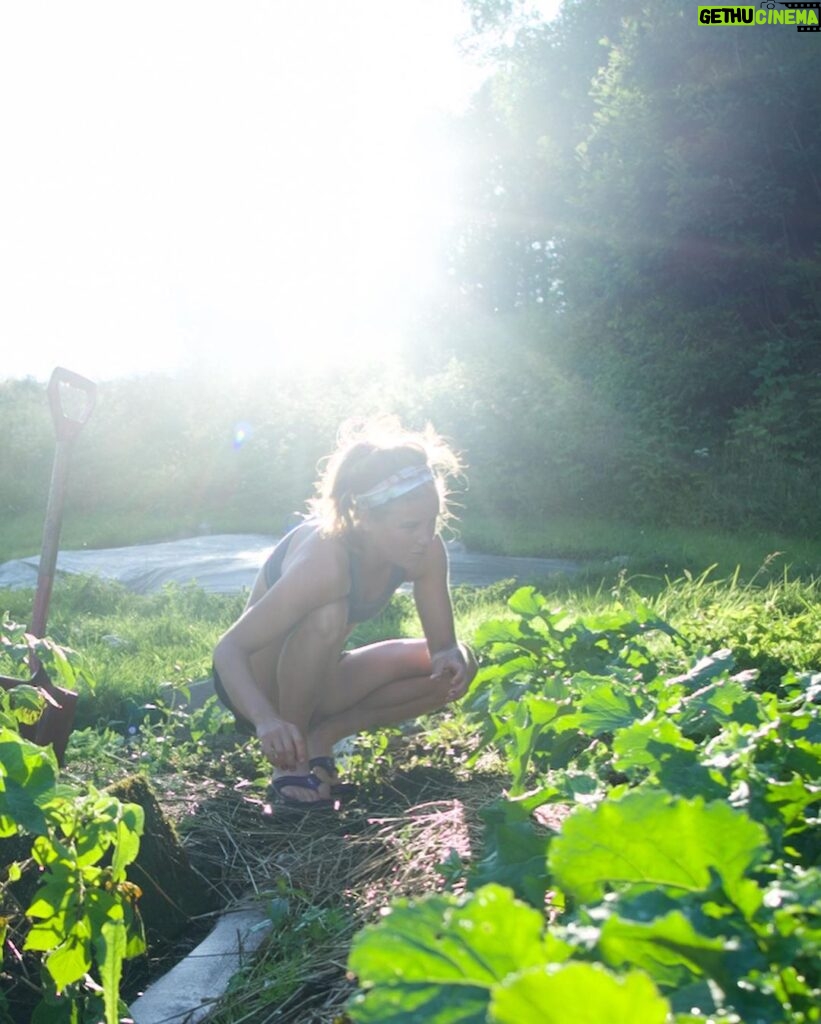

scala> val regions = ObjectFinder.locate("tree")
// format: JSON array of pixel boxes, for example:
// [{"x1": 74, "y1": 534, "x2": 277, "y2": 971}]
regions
[{"x1": 438, "y1": 0, "x2": 821, "y2": 528}]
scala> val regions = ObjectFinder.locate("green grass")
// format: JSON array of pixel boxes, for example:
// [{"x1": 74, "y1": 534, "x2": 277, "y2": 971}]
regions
[
  {"x1": 3, "y1": 560, "x2": 817, "y2": 733},
  {"x1": 1, "y1": 578, "x2": 246, "y2": 729},
  {"x1": 644, "y1": 563, "x2": 821, "y2": 687},
  {"x1": 460, "y1": 512, "x2": 821, "y2": 579}
]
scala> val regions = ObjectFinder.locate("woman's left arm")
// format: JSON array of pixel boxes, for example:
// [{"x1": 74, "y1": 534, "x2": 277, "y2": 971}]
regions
[{"x1": 413, "y1": 537, "x2": 471, "y2": 700}]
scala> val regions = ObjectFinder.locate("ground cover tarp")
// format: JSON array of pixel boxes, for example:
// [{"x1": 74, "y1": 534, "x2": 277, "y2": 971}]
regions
[{"x1": 0, "y1": 535, "x2": 580, "y2": 594}]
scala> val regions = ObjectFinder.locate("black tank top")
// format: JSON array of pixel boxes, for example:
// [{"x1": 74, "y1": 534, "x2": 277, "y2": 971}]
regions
[{"x1": 262, "y1": 524, "x2": 406, "y2": 624}]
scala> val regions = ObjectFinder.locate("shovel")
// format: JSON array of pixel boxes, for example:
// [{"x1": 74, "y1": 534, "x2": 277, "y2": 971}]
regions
[{"x1": 0, "y1": 366, "x2": 96, "y2": 763}]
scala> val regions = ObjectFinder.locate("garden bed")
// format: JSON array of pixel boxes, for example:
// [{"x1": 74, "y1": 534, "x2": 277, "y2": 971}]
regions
[
  {"x1": 145, "y1": 738, "x2": 507, "y2": 1022},
  {"x1": 3, "y1": 569, "x2": 819, "y2": 1023}
]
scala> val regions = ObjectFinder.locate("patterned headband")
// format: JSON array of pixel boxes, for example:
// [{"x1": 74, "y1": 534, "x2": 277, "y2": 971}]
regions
[{"x1": 354, "y1": 464, "x2": 435, "y2": 509}]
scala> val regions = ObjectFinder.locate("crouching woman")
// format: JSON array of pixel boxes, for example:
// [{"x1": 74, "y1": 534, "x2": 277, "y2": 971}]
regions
[{"x1": 212, "y1": 421, "x2": 476, "y2": 810}]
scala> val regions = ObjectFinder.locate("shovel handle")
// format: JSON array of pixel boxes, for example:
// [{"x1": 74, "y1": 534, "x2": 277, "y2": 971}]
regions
[
  {"x1": 30, "y1": 368, "x2": 97, "y2": 638},
  {"x1": 48, "y1": 367, "x2": 97, "y2": 442}
]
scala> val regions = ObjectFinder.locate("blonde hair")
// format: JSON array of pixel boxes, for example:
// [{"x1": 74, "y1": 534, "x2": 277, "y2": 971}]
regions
[{"x1": 308, "y1": 418, "x2": 464, "y2": 537}]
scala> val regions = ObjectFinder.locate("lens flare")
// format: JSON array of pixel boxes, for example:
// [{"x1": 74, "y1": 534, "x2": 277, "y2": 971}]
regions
[{"x1": 233, "y1": 421, "x2": 253, "y2": 450}]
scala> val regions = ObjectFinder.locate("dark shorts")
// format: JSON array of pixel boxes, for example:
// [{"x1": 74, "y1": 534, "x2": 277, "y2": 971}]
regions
[
  {"x1": 212, "y1": 662, "x2": 255, "y2": 736},
  {"x1": 211, "y1": 651, "x2": 353, "y2": 738}
]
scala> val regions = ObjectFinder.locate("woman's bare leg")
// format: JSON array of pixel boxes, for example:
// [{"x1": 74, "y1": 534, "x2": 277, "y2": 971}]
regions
[
  {"x1": 270, "y1": 623, "x2": 475, "y2": 804},
  {"x1": 276, "y1": 599, "x2": 349, "y2": 734},
  {"x1": 309, "y1": 673, "x2": 452, "y2": 753},
  {"x1": 273, "y1": 599, "x2": 349, "y2": 802},
  {"x1": 307, "y1": 638, "x2": 476, "y2": 758},
  {"x1": 316, "y1": 639, "x2": 433, "y2": 715}
]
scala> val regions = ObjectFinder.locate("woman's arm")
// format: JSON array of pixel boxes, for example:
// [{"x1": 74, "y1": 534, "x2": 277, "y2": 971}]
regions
[{"x1": 412, "y1": 536, "x2": 470, "y2": 700}]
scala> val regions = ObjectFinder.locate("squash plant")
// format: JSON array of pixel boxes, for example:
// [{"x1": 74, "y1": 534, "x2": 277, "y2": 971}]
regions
[{"x1": 347, "y1": 589, "x2": 820, "y2": 1023}]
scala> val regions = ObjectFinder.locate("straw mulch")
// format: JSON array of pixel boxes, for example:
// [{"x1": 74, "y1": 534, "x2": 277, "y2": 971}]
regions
[{"x1": 142, "y1": 753, "x2": 506, "y2": 1024}]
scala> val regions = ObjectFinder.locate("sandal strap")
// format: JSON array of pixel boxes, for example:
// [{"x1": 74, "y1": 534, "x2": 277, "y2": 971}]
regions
[
  {"x1": 308, "y1": 756, "x2": 337, "y2": 775},
  {"x1": 270, "y1": 772, "x2": 323, "y2": 795}
]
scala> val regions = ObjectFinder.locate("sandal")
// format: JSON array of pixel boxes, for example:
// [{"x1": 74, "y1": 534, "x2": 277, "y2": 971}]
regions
[
  {"x1": 309, "y1": 756, "x2": 358, "y2": 797},
  {"x1": 267, "y1": 772, "x2": 335, "y2": 812}
]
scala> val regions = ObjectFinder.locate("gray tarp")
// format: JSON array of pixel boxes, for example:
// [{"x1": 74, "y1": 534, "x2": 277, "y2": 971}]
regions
[{"x1": 0, "y1": 535, "x2": 579, "y2": 595}]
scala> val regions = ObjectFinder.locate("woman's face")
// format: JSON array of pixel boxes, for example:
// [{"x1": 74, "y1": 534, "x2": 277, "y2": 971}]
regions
[{"x1": 362, "y1": 484, "x2": 440, "y2": 570}]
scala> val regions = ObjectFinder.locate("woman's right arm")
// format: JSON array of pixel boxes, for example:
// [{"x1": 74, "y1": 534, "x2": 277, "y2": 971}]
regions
[{"x1": 213, "y1": 630, "x2": 300, "y2": 765}]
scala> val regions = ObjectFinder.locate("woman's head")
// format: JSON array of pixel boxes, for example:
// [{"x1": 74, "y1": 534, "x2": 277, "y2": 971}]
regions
[{"x1": 309, "y1": 418, "x2": 463, "y2": 540}]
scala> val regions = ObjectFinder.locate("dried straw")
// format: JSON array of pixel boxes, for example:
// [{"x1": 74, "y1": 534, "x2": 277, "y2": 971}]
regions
[{"x1": 169, "y1": 765, "x2": 504, "y2": 1023}]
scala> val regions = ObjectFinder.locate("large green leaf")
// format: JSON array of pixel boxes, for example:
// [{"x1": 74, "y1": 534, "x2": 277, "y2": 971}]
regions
[
  {"x1": 548, "y1": 790, "x2": 768, "y2": 905},
  {"x1": 0, "y1": 778, "x2": 49, "y2": 837},
  {"x1": 468, "y1": 797, "x2": 552, "y2": 906},
  {"x1": 6, "y1": 684, "x2": 46, "y2": 726},
  {"x1": 26, "y1": 873, "x2": 77, "y2": 929},
  {"x1": 111, "y1": 804, "x2": 144, "y2": 879},
  {"x1": 490, "y1": 963, "x2": 670, "y2": 1024},
  {"x1": 612, "y1": 720, "x2": 727, "y2": 799},
  {"x1": 0, "y1": 729, "x2": 57, "y2": 836},
  {"x1": 348, "y1": 884, "x2": 548, "y2": 1023},
  {"x1": 598, "y1": 910, "x2": 742, "y2": 991},
  {"x1": 674, "y1": 679, "x2": 763, "y2": 738},
  {"x1": 348, "y1": 982, "x2": 489, "y2": 1024},
  {"x1": 573, "y1": 676, "x2": 644, "y2": 734},
  {"x1": 507, "y1": 586, "x2": 547, "y2": 618},
  {"x1": 765, "y1": 774, "x2": 821, "y2": 832},
  {"x1": 613, "y1": 719, "x2": 696, "y2": 774},
  {"x1": 505, "y1": 695, "x2": 567, "y2": 793},
  {"x1": 473, "y1": 618, "x2": 525, "y2": 649}
]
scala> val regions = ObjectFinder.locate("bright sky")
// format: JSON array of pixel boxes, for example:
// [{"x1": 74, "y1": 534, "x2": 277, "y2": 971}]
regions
[{"x1": 0, "y1": 1, "x2": 560, "y2": 383}]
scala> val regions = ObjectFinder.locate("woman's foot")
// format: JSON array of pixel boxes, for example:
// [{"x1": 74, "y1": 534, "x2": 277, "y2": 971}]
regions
[
  {"x1": 306, "y1": 754, "x2": 340, "y2": 787},
  {"x1": 305, "y1": 725, "x2": 341, "y2": 786},
  {"x1": 270, "y1": 765, "x2": 332, "y2": 808},
  {"x1": 307, "y1": 752, "x2": 358, "y2": 797}
]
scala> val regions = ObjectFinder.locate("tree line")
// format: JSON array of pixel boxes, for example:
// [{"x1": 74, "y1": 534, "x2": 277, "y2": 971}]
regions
[
  {"x1": 417, "y1": 0, "x2": 820, "y2": 531},
  {"x1": 2, "y1": 0, "x2": 818, "y2": 547}
]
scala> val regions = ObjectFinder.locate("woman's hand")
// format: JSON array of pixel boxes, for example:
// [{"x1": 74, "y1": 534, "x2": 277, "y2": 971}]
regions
[
  {"x1": 255, "y1": 717, "x2": 307, "y2": 769},
  {"x1": 430, "y1": 643, "x2": 473, "y2": 701}
]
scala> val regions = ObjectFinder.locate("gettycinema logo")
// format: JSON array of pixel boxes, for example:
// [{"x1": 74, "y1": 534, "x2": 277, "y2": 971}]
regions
[{"x1": 698, "y1": 2, "x2": 821, "y2": 29}]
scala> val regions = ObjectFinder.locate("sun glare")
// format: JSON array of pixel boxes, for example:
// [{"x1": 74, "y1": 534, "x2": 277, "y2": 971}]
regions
[{"x1": 0, "y1": 0, "x2": 483, "y2": 383}]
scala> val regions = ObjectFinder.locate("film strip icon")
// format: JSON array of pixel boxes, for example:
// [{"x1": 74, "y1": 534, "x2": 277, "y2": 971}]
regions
[{"x1": 761, "y1": 1, "x2": 821, "y2": 30}]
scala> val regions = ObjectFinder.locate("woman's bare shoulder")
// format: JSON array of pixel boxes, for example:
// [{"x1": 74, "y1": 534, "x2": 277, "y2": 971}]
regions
[
  {"x1": 282, "y1": 524, "x2": 350, "y2": 587},
  {"x1": 245, "y1": 525, "x2": 349, "y2": 608}
]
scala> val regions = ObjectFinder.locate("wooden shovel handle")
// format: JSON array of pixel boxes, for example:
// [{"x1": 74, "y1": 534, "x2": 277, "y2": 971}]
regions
[{"x1": 48, "y1": 366, "x2": 97, "y2": 442}]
